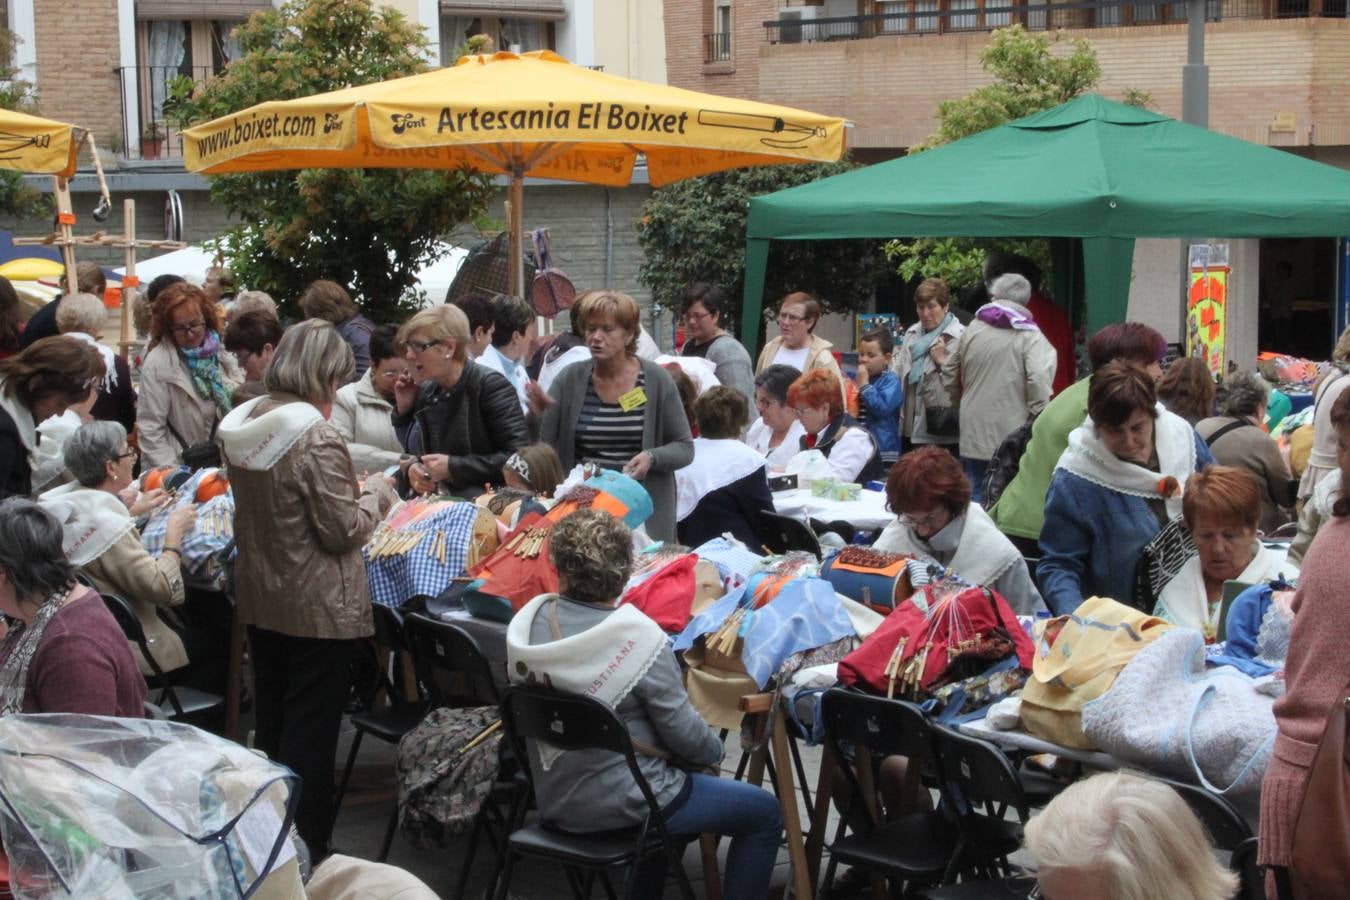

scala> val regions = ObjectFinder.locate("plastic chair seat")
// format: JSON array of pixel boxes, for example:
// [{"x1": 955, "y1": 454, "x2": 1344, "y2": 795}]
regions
[
  {"x1": 957, "y1": 816, "x2": 1023, "y2": 858},
  {"x1": 349, "y1": 701, "x2": 430, "y2": 744},
  {"x1": 507, "y1": 822, "x2": 668, "y2": 868},
  {"x1": 1015, "y1": 767, "x2": 1067, "y2": 807},
  {"x1": 827, "y1": 812, "x2": 960, "y2": 878}
]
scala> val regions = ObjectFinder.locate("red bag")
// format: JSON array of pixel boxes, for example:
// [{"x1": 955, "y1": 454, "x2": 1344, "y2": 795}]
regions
[
  {"x1": 620, "y1": 554, "x2": 698, "y2": 632},
  {"x1": 837, "y1": 583, "x2": 1034, "y2": 699}
]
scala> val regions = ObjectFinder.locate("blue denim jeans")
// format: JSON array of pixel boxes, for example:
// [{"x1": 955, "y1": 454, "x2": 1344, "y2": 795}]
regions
[
  {"x1": 631, "y1": 773, "x2": 784, "y2": 900},
  {"x1": 961, "y1": 456, "x2": 990, "y2": 505}
]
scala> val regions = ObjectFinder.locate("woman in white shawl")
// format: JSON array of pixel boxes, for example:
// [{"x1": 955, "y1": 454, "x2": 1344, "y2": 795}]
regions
[
  {"x1": 1154, "y1": 466, "x2": 1298, "y2": 642},
  {"x1": 506, "y1": 508, "x2": 783, "y2": 900},
  {"x1": 873, "y1": 445, "x2": 1044, "y2": 614},
  {"x1": 1039, "y1": 362, "x2": 1216, "y2": 615},
  {"x1": 39, "y1": 420, "x2": 198, "y2": 679}
]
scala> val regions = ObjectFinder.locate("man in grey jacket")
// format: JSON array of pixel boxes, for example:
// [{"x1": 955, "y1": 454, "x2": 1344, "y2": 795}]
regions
[{"x1": 937, "y1": 273, "x2": 1057, "y2": 503}]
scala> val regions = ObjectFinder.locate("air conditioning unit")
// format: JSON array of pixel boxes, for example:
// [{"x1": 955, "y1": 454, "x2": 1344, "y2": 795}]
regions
[{"x1": 777, "y1": 6, "x2": 825, "y2": 44}]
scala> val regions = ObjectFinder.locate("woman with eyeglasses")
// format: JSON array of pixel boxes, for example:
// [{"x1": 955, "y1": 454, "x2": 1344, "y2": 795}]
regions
[
  {"x1": 0, "y1": 335, "x2": 105, "y2": 499},
  {"x1": 874, "y1": 445, "x2": 1044, "y2": 614},
  {"x1": 678, "y1": 283, "x2": 754, "y2": 405},
  {"x1": 745, "y1": 364, "x2": 805, "y2": 470},
  {"x1": 138, "y1": 282, "x2": 244, "y2": 468},
  {"x1": 754, "y1": 292, "x2": 843, "y2": 385},
  {"x1": 393, "y1": 305, "x2": 527, "y2": 497},
  {"x1": 38, "y1": 420, "x2": 207, "y2": 685},
  {"x1": 787, "y1": 368, "x2": 884, "y2": 484}
]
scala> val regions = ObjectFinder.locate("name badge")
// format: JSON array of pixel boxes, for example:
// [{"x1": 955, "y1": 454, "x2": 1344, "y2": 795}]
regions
[{"x1": 618, "y1": 387, "x2": 648, "y2": 412}]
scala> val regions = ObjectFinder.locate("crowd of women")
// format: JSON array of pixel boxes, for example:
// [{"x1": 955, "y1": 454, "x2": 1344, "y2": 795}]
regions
[{"x1": 0, "y1": 259, "x2": 1347, "y2": 897}]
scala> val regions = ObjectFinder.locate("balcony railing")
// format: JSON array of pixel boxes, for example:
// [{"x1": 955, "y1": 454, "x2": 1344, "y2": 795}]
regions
[
  {"x1": 704, "y1": 31, "x2": 733, "y2": 62},
  {"x1": 764, "y1": 0, "x2": 1345, "y2": 43},
  {"x1": 116, "y1": 65, "x2": 216, "y2": 162}
]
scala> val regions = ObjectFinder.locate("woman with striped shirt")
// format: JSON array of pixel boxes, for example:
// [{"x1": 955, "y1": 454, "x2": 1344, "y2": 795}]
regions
[{"x1": 534, "y1": 290, "x2": 693, "y2": 541}]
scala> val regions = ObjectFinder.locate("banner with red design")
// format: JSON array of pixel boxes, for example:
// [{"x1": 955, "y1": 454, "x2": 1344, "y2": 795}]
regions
[{"x1": 1187, "y1": 243, "x2": 1230, "y2": 377}]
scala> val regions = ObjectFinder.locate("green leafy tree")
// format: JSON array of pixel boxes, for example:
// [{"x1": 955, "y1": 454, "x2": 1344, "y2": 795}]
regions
[
  {"x1": 638, "y1": 160, "x2": 887, "y2": 332},
  {"x1": 0, "y1": 28, "x2": 50, "y2": 221},
  {"x1": 167, "y1": 0, "x2": 495, "y2": 322},
  {"x1": 887, "y1": 25, "x2": 1116, "y2": 291}
]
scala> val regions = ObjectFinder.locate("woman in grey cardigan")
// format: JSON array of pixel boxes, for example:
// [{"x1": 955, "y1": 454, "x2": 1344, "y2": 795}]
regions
[{"x1": 535, "y1": 290, "x2": 693, "y2": 541}]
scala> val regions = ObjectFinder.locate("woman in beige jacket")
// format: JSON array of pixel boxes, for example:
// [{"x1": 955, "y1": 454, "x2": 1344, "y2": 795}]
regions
[
  {"x1": 138, "y1": 283, "x2": 243, "y2": 467},
  {"x1": 219, "y1": 319, "x2": 396, "y2": 859},
  {"x1": 754, "y1": 291, "x2": 842, "y2": 381},
  {"x1": 38, "y1": 421, "x2": 201, "y2": 679}
]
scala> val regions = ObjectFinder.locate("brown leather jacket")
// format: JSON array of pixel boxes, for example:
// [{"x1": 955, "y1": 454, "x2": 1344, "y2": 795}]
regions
[{"x1": 224, "y1": 394, "x2": 394, "y2": 640}]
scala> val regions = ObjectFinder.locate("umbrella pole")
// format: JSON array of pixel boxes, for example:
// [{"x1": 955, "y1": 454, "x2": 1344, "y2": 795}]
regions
[{"x1": 507, "y1": 170, "x2": 525, "y2": 300}]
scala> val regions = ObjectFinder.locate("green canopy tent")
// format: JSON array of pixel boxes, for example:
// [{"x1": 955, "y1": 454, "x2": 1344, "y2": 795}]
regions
[{"x1": 741, "y1": 94, "x2": 1350, "y2": 353}]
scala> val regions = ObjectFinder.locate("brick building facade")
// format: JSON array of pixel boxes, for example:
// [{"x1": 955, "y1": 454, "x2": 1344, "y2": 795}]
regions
[{"x1": 665, "y1": 2, "x2": 1350, "y2": 361}]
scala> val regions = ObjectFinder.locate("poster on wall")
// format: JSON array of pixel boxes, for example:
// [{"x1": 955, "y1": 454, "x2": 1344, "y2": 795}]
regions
[
  {"x1": 1187, "y1": 243, "x2": 1230, "y2": 377},
  {"x1": 855, "y1": 313, "x2": 901, "y2": 348}
]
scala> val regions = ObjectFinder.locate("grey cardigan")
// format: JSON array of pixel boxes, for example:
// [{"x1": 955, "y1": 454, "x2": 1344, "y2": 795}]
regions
[{"x1": 540, "y1": 356, "x2": 694, "y2": 542}]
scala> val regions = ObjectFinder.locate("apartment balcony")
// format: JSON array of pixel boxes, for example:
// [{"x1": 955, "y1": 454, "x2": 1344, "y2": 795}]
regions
[
  {"x1": 764, "y1": 0, "x2": 1345, "y2": 43},
  {"x1": 115, "y1": 65, "x2": 216, "y2": 163},
  {"x1": 704, "y1": 31, "x2": 733, "y2": 62}
]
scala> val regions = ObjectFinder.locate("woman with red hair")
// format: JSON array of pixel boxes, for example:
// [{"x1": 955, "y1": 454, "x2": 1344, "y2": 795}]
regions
[
  {"x1": 1154, "y1": 465, "x2": 1296, "y2": 640},
  {"x1": 786, "y1": 368, "x2": 883, "y2": 484},
  {"x1": 138, "y1": 282, "x2": 244, "y2": 467},
  {"x1": 875, "y1": 446, "x2": 1044, "y2": 613}
]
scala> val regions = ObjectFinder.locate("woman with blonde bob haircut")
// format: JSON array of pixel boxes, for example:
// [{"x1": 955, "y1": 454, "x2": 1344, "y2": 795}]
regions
[
  {"x1": 394, "y1": 304, "x2": 526, "y2": 496},
  {"x1": 1024, "y1": 771, "x2": 1238, "y2": 900},
  {"x1": 218, "y1": 319, "x2": 398, "y2": 858}
]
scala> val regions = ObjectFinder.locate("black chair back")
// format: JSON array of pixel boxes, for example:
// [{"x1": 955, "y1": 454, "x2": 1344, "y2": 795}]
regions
[
  {"x1": 757, "y1": 510, "x2": 822, "y2": 558},
  {"x1": 499, "y1": 685, "x2": 670, "y2": 827},
  {"x1": 404, "y1": 612, "x2": 499, "y2": 708},
  {"x1": 1151, "y1": 776, "x2": 1252, "y2": 851},
  {"x1": 101, "y1": 591, "x2": 185, "y2": 717},
  {"x1": 821, "y1": 688, "x2": 940, "y2": 832},
  {"x1": 372, "y1": 603, "x2": 407, "y2": 652},
  {"x1": 931, "y1": 724, "x2": 1030, "y2": 824}
]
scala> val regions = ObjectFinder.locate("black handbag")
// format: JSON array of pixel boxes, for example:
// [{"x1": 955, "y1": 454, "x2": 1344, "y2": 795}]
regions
[
  {"x1": 925, "y1": 406, "x2": 960, "y2": 438},
  {"x1": 167, "y1": 418, "x2": 222, "y2": 471}
]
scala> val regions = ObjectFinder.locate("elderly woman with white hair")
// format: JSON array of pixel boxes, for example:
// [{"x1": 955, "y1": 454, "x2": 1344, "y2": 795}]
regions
[
  {"x1": 1024, "y1": 771, "x2": 1238, "y2": 900},
  {"x1": 218, "y1": 318, "x2": 398, "y2": 858},
  {"x1": 38, "y1": 420, "x2": 198, "y2": 680},
  {"x1": 1196, "y1": 371, "x2": 1297, "y2": 534},
  {"x1": 55, "y1": 291, "x2": 136, "y2": 431}
]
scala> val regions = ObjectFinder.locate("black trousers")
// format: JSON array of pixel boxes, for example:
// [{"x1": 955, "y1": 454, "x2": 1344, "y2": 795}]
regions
[{"x1": 248, "y1": 626, "x2": 355, "y2": 859}]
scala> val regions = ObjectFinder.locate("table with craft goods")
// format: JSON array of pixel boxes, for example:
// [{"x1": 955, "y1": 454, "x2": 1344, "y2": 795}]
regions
[{"x1": 771, "y1": 487, "x2": 894, "y2": 533}]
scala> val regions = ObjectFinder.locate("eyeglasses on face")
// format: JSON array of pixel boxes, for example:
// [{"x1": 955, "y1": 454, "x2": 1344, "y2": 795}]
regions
[
  {"x1": 115, "y1": 447, "x2": 139, "y2": 461},
  {"x1": 684, "y1": 309, "x2": 712, "y2": 322},
  {"x1": 404, "y1": 338, "x2": 443, "y2": 354},
  {"x1": 777, "y1": 311, "x2": 806, "y2": 323},
  {"x1": 171, "y1": 320, "x2": 206, "y2": 336},
  {"x1": 899, "y1": 509, "x2": 947, "y2": 529}
]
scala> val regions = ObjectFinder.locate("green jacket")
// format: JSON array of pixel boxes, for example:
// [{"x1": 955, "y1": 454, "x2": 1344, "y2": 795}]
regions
[{"x1": 989, "y1": 377, "x2": 1090, "y2": 541}]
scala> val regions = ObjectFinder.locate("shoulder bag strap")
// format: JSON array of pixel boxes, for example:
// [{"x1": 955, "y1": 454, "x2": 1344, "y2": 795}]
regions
[{"x1": 1203, "y1": 418, "x2": 1253, "y2": 448}]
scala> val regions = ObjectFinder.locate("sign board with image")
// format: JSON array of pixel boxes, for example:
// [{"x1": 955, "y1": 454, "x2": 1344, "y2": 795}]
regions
[{"x1": 1187, "y1": 242, "x2": 1230, "y2": 377}]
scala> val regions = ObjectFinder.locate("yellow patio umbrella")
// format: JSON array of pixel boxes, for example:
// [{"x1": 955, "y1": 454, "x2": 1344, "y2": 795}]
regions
[
  {"x1": 0, "y1": 108, "x2": 112, "y2": 294},
  {"x1": 183, "y1": 50, "x2": 847, "y2": 296}
]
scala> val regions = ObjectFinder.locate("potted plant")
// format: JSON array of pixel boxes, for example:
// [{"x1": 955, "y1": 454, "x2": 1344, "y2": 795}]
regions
[{"x1": 141, "y1": 121, "x2": 165, "y2": 160}]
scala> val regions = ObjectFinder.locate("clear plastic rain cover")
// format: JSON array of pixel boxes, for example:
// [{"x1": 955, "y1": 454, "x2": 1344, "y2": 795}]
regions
[{"x1": 0, "y1": 713, "x2": 300, "y2": 898}]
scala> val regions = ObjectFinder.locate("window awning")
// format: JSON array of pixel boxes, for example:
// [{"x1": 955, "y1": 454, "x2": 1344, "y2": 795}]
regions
[
  {"x1": 136, "y1": 0, "x2": 270, "y2": 19},
  {"x1": 440, "y1": 0, "x2": 567, "y2": 21}
]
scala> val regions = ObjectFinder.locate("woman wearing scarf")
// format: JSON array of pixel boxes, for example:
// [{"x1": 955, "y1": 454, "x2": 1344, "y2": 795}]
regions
[
  {"x1": 874, "y1": 446, "x2": 1045, "y2": 614},
  {"x1": 0, "y1": 497, "x2": 145, "y2": 716},
  {"x1": 0, "y1": 336, "x2": 104, "y2": 499},
  {"x1": 56, "y1": 291, "x2": 136, "y2": 432},
  {"x1": 219, "y1": 320, "x2": 396, "y2": 859},
  {"x1": 1038, "y1": 362, "x2": 1215, "y2": 615},
  {"x1": 507, "y1": 509, "x2": 783, "y2": 900},
  {"x1": 39, "y1": 421, "x2": 204, "y2": 683},
  {"x1": 1154, "y1": 466, "x2": 1296, "y2": 641},
  {"x1": 892, "y1": 277, "x2": 964, "y2": 452},
  {"x1": 138, "y1": 282, "x2": 244, "y2": 467}
]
